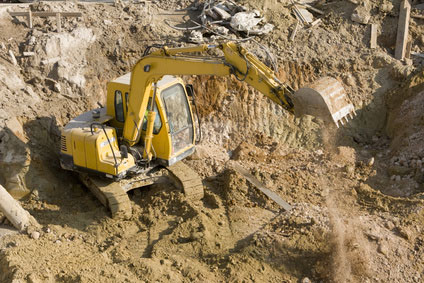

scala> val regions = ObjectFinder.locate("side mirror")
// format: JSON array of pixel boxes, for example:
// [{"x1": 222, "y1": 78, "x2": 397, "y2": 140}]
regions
[
  {"x1": 120, "y1": 145, "x2": 128, "y2": 159},
  {"x1": 185, "y1": 84, "x2": 194, "y2": 97}
]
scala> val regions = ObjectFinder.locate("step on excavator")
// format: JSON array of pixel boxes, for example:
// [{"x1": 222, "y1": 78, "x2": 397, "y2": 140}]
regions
[{"x1": 60, "y1": 42, "x2": 355, "y2": 218}]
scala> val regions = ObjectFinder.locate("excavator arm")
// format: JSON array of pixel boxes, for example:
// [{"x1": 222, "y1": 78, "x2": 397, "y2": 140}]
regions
[{"x1": 124, "y1": 42, "x2": 355, "y2": 153}]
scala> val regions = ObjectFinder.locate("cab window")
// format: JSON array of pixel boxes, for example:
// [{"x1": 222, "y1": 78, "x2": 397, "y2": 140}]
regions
[
  {"x1": 115, "y1": 90, "x2": 125, "y2": 123},
  {"x1": 161, "y1": 84, "x2": 193, "y2": 153},
  {"x1": 142, "y1": 98, "x2": 162, "y2": 134}
]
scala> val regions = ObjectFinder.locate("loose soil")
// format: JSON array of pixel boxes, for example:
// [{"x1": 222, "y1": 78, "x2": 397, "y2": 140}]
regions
[{"x1": 0, "y1": 0, "x2": 423, "y2": 282}]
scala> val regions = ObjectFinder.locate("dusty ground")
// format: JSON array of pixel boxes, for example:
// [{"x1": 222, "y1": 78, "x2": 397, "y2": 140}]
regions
[{"x1": 0, "y1": 0, "x2": 424, "y2": 282}]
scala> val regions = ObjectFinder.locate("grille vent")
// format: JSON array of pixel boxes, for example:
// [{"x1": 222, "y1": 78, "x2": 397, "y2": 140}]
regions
[{"x1": 61, "y1": 135, "x2": 67, "y2": 152}]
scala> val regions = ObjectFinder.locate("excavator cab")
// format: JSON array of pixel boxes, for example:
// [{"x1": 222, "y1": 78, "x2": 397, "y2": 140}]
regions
[{"x1": 61, "y1": 74, "x2": 197, "y2": 178}]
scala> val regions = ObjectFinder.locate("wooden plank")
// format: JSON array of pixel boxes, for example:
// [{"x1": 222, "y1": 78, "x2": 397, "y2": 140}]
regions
[
  {"x1": 411, "y1": 14, "x2": 424, "y2": 19},
  {"x1": 28, "y1": 10, "x2": 32, "y2": 28},
  {"x1": 290, "y1": 21, "x2": 299, "y2": 42},
  {"x1": 411, "y1": 52, "x2": 424, "y2": 58},
  {"x1": 395, "y1": 0, "x2": 411, "y2": 60},
  {"x1": 231, "y1": 162, "x2": 292, "y2": 212},
  {"x1": 370, "y1": 24, "x2": 377, "y2": 48},
  {"x1": 9, "y1": 50, "x2": 17, "y2": 65},
  {"x1": 57, "y1": 12, "x2": 61, "y2": 32}
]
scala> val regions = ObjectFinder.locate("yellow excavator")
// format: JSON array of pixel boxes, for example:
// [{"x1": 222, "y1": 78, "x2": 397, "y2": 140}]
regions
[{"x1": 60, "y1": 42, "x2": 355, "y2": 218}]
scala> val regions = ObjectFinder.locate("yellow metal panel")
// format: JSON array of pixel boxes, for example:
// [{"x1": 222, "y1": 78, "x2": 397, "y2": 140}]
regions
[
  {"x1": 71, "y1": 128, "x2": 87, "y2": 167},
  {"x1": 96, "y1": 128, "x2": 118, "y2": 175},
  {"x1": 85, "y1": 131, "x2": 98, "y2": 170}
]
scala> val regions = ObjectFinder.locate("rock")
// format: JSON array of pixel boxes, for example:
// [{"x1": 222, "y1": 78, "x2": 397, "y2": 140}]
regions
[
  {"x1": 301, "y1": 277, "x2": 311, "y2": 283},
  {"x1": 28, "y1": 36, "x2": 36, "y2": 45},
  {"x1": 367, "y1": 157, "x2": 375, "y2": 166},
  {"x1": 385, "y1": 221, "x2": 395, "y2": 230},
  {"x1": 351, "y1": 4, "x2": 371, "y2": 24},
  {"x1": 379, "y1": 2, "x2": 393, "y2": 13},
  {"x1": 398, "y1": 226, "x2": 413, "y2": 241},
  {"x1": 31, "y1": 231, "x2": 40, "y2": 240},
  {"x1": 377, "y1": 241, "x2": 388, "y2": 255},
  {"x1": 345, "y1": 164, "x2": 355, "y2": 174},
  {"x1": 215, "y1": 26, "x2": 229, "y2": 35},
  {"x1": 53, "y1": 83, "x2": 61, "y2": 93},
  {"x1": 188, "y1": 30, "x2": 203, "y2": 43}
]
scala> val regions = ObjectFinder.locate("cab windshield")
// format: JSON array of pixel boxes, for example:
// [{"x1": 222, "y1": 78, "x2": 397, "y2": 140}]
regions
[{"x1": 161, "y1": 84, "x2": 193, "y2": 154}]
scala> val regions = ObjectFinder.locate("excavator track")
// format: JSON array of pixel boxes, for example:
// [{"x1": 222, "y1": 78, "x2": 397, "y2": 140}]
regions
[
  {"x1": 79, "y1": 173, "x2": 132, "y2": 219},
  {"x1": 165, "y1": 162, "x2": 204, "y2": 201},
  {"x1": 79, "y1": 162, "x2": 203, "y2": 218}
]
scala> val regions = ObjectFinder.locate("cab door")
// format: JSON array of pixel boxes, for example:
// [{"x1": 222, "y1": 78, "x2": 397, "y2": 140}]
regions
[{"x1": 161, "y1": 83, "x2": 194, "y2": 156}]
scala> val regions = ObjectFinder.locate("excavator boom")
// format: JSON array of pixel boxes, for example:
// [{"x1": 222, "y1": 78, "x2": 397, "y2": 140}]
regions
[{"x1": 124, "y1": 42, "x2": 355, "y2": 149}]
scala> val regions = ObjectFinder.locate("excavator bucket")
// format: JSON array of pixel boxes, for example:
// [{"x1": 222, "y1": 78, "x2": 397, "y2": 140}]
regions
[{"x1": 292, "y1": 77, "x2": 356, "y2": 127}]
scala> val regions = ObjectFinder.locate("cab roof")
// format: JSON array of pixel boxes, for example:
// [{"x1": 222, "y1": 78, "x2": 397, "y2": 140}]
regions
[{"x1": 111, "y1": 73, "x2": 178, "y2": 88}]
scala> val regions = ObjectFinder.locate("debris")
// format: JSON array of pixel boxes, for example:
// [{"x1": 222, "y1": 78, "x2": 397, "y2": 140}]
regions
[
  {"x1": 230, "y1": 162, "x2": 292, "y2": 211},
  {"x1": 411, "y1": 14, "x2": 424, "y2": 20},
  {"x1": 9, "y1": 11, "x2": 82, "y2": 33},
  {"x1": 0, "y1": 184, "x2": 39, "y2": 232},
  {"x1": 188, "y1": 30, "x2": 204, "y2": 43},
  {"x1": 370, "y1": 24, "x2": 377, "y2": 48},
  {"x1": 23, "y1": 51, "x2": 35, "y2": 57},
  {"x1": 395, "y1": 0, "x2": 411, "y2": 60},
  {"x1": 296, "y1": 7, "x2": 314, "y2": 23},
  {"x1": 291, "y1": 1, "x2": 313, "y2": 25},
  {"x1": 30, "y1": 231, "x2": 40, "y2": 240},
  {"x1": 212, "y1": 6, "x2": 231, "y2": 20},
  {"x1": 411, "y1": 52, "x2": 424, "y2": 58},
  {"x1": 377, "y1": 241, "x2": 388, "y2": 255},
  {"x1": 380, "y1": 2, "x2": 393, "y2": 13},
  {"x1": 9, "y1": 50, "x2": 17, "y2": 65},
  {"x1": 57, "y1": 13, "x2": 62, "y2": 33},
  {"x1": 41, "y1": 57, "x2": 60, "y2": 65},
  {"x1": 309, "y1": 18, "x2": 322, "y2": 28},
  {"x1": 290, "y1": 21, "x2": 300, "y2": 41},
  {"x1": 230, "y1": 11, "x2": 274, "y2": 35},
  {"x1": 351, "y1": 4, "x2": 371, "y2": 24}
]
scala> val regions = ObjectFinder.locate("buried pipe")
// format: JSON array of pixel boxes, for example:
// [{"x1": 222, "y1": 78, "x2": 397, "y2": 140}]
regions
[{"x1": 0, "y1": 184, "x2": 38, "y2": 232}]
